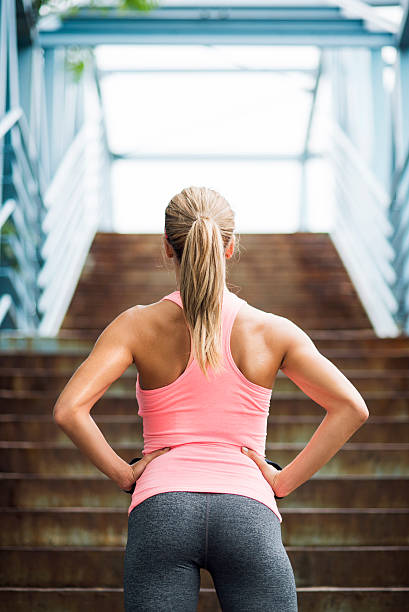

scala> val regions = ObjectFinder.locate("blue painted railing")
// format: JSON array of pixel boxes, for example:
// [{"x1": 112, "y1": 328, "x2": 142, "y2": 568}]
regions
[
  {"x1": 0, "y1": 0, "x2": 112, "y2": 334},
  {"x1": 323, "y1": 45, "x2": 409, "y2": 336},
  {"x1": 390, "y1": 143, "x2": 409, "y2": 332}
]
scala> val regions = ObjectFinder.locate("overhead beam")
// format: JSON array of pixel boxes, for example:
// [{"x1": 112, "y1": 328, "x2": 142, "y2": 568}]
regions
[
  {"x1": 329, "y1": 0, "x2": 399, "y2": 33},
  {"x1": 98, "y1": 67, "x2": 318, "y2": 75},
  {"x1": 37, "y1": 6, "x2": 394, "y2": 47},
  {"x1": 398, "y1": 0, "x2": 409, "y2": 49},
  {"x1": 111, "y1": 152, "x2": 323, "y2": 162}
]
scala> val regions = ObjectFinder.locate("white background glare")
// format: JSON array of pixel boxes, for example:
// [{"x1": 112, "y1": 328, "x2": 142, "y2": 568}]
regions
[{"x1": 95, "y1": 44, "x2": 336, "y2": 234}]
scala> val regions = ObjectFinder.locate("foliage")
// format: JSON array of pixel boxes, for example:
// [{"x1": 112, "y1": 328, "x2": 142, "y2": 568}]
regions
[
  {"x1": 65, "y1": 46, "x2": 94, "y2": 82},
  {"x1": 32, "y1": 1, "x2": 160, "y2": 81},
  {"x1": 33, "y1": 0, "x2": 160, "y2": 19}
]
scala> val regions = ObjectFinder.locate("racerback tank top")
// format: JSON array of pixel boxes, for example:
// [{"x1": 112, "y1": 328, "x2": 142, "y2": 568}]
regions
[{"x1": 127, "y1": 286, "x2": 282, "y2": 523}]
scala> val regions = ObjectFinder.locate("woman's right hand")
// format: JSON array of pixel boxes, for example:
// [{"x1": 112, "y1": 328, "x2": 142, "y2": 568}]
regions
[{"x1": 241, "y1": 446, "x2": 283, "y2": 497}]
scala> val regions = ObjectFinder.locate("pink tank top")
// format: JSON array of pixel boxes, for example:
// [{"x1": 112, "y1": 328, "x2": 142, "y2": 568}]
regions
[{"x1": 127, "y1": 286, "x2": 282, "y2": 523}]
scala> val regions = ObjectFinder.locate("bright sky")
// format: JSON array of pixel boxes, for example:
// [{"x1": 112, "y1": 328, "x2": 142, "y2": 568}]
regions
[{"x1": 94, "y1": 44, "x2": 336, "y2": 233}]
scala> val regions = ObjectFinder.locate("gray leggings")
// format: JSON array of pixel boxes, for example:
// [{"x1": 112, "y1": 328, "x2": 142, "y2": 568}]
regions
[{"x1": 124, "y1": 491, "x2": 298, "y2": 611}]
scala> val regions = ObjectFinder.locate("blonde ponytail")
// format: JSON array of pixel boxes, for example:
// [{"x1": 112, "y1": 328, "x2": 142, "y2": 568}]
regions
[{"x1": 164, "y1": 186, "x2": 237, "y2": 379}]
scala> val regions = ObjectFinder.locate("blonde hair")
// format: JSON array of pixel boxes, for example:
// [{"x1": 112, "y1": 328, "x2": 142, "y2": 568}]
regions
[{"x1": 164, "y1": 186, "x2": 239, "y2": 380}]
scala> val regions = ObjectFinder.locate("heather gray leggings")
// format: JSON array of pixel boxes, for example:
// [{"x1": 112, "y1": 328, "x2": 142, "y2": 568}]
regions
[{"x1": 123, "y1": 491, "x2": 298, "y2": 611}]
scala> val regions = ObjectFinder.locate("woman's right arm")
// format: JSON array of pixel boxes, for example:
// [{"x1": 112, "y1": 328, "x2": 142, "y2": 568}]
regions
[{"x1": 272, "y1": 317, "x2": 369, "y2": 499}]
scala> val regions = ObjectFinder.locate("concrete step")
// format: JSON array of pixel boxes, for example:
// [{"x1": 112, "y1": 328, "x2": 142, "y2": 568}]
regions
[
  {"x1": 60, "y1": 317, "x2": 373, "y2": 332},
  {"x1": 1, "y1": 475, "x2": 408, "y2": 510},
  {"x1": 2, "y1": 348, "x2": 409, "y2": 371},
  {"x1": 76, "y1": 267, "x2": 357, "y2": 282},
  {"x1": 2, "y1": 330, "x2": 409, "y2": 351},
  {"x1": 1, "y1": 414, "x2": 408, "y2": 444},
  {"x1": 1, "y1": 389, "x2": 408, "y2": 417},
  {"x1": 1, "y1": 367, "x2": 408, "y2": 393},
  {"x1": 66, "y1": 231, "x2": 373, "y2": 334},
  {"x1": 66, "y1": 287, "x2": 366, "y2": 305},
  {"x1": 0, "y1": 507, "x2": 408, "y2": 546},
  {"x1": 295, "y1": 588, "x2": 409, "y2": 611},
  {"x1": 1, "y1": 231, "x2": 407, "y2": 607},
  {"x1": 1, "y1": 587, "x2": 406, "y2": 612},
  {"x1": 56, "y1": 327, "x2": 400, "y2": 341},
  {"x1": 63, "y1": 303, "x2": 369, "y2": 323},
  {"x1": 1, "y1": 442, "x2": 408, "y2": 475},
  {"x1": 1, "y1": 546, "x2": 407, "y2": 588}
]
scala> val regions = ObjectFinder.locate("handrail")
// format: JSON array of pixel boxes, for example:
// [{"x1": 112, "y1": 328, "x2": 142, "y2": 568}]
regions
[
  {"x1": 1, "y1": 54, "x2": 112, "y2": 334},
  {"x1": 0, "y1": 108, "x2": 21, "y2": 139},
  {"x1": 390, "y1": 144, "x2": 409, "y2": 208},
  {"x1": 0, "y1": 294, "x2": 17, "y2": 328},
  {"x1": 37, "y1": 93, "x2": 112, "y2": 335},
  {"x1": 323, "y1": 113, "x2": 401, "y2": 336},
  {"x1": 389, "y1": 153, "x2": 409, "y2": 330},
  {"x1": 324, "y1": 114, "x2": 391, "y2": 207}
]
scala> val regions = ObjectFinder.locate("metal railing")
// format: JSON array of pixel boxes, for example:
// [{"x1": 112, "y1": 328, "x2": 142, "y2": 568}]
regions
[
  {"x1": 389, "y1": 143, "x2": 409, "y2": 332},
  {"x1": 324, "y1": 115, "x2": 401, "y2": 336},
  {"x1": 0, "y1": 106, "x2": 46, "y2": 332},
  {"x1": 37, "y1": 84, "x2": 112, "y2": 335},
  {"x1": 0, "y1": 0, "x2": 112, "y2": 334}
]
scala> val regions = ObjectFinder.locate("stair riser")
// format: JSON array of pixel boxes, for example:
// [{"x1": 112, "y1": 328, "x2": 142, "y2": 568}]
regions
[
  {"x1": 2, "y1": 395, "x2": 408, "y2": 417},
  {"x1": 1, "y1": 373, "x2": 407, "y2": 393},
  {"x1": 1, "y1": 420, "x2": 408, "y2": 444},
  {"x1": 0, "y1": 510, "x2": 407, "y2": 546},
  {"x1": 1, "y1": 548, "x2": 407, "y2": 588},
  {"x1": 3, "y1": 335, "x2": 408, "y2": 351},
  {"x1": 1, "y1": 477, "x2": 408, "y2": 509},
  {"x1": 3, "y1": 353, "x2": 409, "y2": 370},
  {"x1": 1, "y1": 231, "x2": 408, "y2": 600},
  {"x1": 1, "y1": 447, "x2": 407, "y2": 475},
  {"x1": 60, "y1": 318, "x2": 373, "y2": 332},
  {"x1": 63, "y1": 308, "x2": 370, "y2": 325},
  {"x1": 77, "y1": 269, "x2": 359, "y2": 283}
]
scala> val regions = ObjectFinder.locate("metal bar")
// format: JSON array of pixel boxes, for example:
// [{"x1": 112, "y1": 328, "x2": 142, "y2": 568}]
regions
[
  {"x1": 0, "y1": 108, "x2": 22, "y2": 140},
  {"x1": 329, "y1": 0, "x2": 399, "y2": 33},
  {"x1": 0, "y1": 198, "x2": 15, "y2": 229},
  {"x1": 398, "y1": 0, "x2": 409, "y2": 49},
  {"x1": 330, "y1": 213, "x2": 400, "y2": 337},
  {"x1": 98, "y1": 67, "x2": 318, "y2": 75},
  {"x1": 329, "y1": 162, "x2": 393, "y2": 251},
  {"x1": 370, "y1": 48, "x2": 392, "y2": 191},
  {"x1": 324, "y1": 115, "x2": 390, "y2": 207},
  {"x1": 298, "y1": 51, "x2": 323, "y2": 231},
  {"x1": 391, "y1": 143, "x2": 409, "y2": 205},
  {"x1": 37, "y1": 6, "x2": 394, "y2": 47},
  {"x1": 331, "y1": 163, "x2": 395, "y2": 281},
  {"x1": 0, "y1": 295, "x2": 16, "y2": 328},
  {"x1": 0, "y1": 0, "x2": 8, "y2": 119},
  {"x1": 111, "y1": 152, "x2": 323, "y2": 161},
  {"x1": 7, "y1": 0, "x2": 19, "y2": 107},
  {"x1": 303, "y1": 52, "x2": 323, "y2": 155},
  {"x1": 38, "y1": 31, "x2": 394, "y2": 48}
]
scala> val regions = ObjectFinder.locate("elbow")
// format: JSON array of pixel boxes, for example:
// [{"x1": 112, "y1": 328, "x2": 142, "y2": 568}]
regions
[
  {"x1": 53, "y1": 408, "x2": 68, "y2": 425},
  {"x1": 359, "y1": 409, "x2": 370, "y2": 423},
  {"x1": 349, "y1": 401, "x2": 370, "y2": 423},
  {"x1": 360, "y1": 407, "x2": 370, "y2": 421},
  {"x1": 53, "y1": 404, "x2": 77, "y2": 425}
]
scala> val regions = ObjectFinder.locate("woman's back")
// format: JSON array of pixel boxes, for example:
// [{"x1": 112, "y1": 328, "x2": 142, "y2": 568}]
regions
[
  {"x1": 127, "y1": 285, "x2": 284, "y2": 524},
  {"x1": 132, "y1": 287, "x2": 284, "y2": 393}
]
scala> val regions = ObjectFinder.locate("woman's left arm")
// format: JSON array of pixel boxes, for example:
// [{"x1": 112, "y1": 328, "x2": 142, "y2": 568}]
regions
[{"x1": 53, "y1": 308, "x2": 142, "y2": 491}]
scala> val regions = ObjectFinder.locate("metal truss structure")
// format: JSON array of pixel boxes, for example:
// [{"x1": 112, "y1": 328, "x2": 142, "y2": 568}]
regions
[{"x1": 1, "y1": 1, "x2": 409, "y2": 334}]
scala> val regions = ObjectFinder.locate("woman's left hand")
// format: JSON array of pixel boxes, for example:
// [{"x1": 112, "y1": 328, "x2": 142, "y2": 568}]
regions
[
  {"x1": 241, "y1": 447, "x2": 282, "y2": 495},
  {"x1": 121, "y1": 447, "x2": 171, "y2": 491}
]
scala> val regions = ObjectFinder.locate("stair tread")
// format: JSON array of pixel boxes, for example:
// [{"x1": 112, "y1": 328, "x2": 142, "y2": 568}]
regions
[{"x1": 2, "y1": 232, "x2": 408, "y2": 595}]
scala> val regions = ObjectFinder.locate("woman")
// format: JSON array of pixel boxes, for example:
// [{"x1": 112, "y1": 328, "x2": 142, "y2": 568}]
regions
[{"x1": 53, "y1": 186, "x2": 369, "y2": 611}]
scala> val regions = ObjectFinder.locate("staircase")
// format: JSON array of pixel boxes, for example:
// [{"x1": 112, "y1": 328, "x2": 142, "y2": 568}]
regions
[{"x1": 1, "y1": 231, "x2": 408, "y2": 611}]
